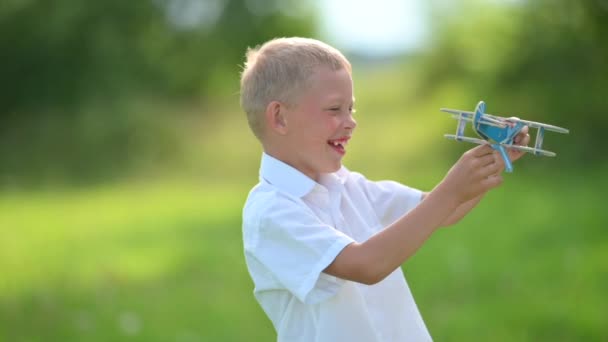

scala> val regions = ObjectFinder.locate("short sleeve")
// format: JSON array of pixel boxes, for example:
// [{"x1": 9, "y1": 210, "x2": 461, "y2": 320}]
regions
[
  {"x1": 358, "y1": 176, "x2": 423, "y2": 227},
  {"x1": 244, "y1": 196, "x2": 354, "y2": 304}
]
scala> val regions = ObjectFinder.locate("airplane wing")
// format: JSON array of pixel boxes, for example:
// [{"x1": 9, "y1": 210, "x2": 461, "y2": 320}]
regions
[
  {"x1": 441, "y1": 108, "x2": 508, "y2": 122},
  {"x1": 445, "y1": 134, "x2": 557, "y2": 157},
  {"x1": 476, "y1": 113, "x2": 569, "y2": 134},
  {"x1": 440, "y1": 108, "x2": 506, "y2": 128},
  {"x1": 444, "y1": 134, "x2": 487, "y2": 145},
  {"x1": 506, "y1": 118, "x2": 570, "y2": 134},
  {"x1": 439, "y1": 108, "x2": 475, "y2": 118},
  {"x1": 500, "y1": 143, "x2": 557, "y2": 157}
]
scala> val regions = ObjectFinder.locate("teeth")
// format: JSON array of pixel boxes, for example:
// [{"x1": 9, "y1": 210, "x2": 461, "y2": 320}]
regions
[{"x1": 330, "y1": 139, "x2": 349, "y2": 147}]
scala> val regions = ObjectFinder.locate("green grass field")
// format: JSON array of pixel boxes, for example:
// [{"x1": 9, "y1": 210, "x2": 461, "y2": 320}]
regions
[{"x1": 1, "y1": 166, "x2": 606, "y2": 341}]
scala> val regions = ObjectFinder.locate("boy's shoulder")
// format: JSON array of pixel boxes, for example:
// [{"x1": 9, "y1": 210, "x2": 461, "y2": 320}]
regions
[
  {"x1": 242, "y1": 180, "x2": 321, "y2": 251},
  {"x1": 243, "y1": 152, "x2": 318, "y2": 221},
  {"x1": 243, "y1": 182, "x2": 275, "y2": 219},
  {"x1": 243, "y1": 181, "x2": 303, "y2": 226}
]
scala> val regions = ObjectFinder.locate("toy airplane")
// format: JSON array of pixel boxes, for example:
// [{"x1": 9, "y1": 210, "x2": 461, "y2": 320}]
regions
[{"x1": 440, "y1": 101, "x2": 569, "y2": 173}]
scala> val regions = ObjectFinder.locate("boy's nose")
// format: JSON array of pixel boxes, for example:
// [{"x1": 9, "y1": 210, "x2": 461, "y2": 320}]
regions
[{"x1": 346, "y1": 115, "x2": 357, "y2": 130}]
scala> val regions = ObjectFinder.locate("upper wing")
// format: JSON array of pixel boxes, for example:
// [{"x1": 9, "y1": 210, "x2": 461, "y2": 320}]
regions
[
  {"x1": 506, "y1": 118, "x2": 569, "y2": 134},
  {"x1": 478, "y1": 113, "x2": 569, "y2": 134},
  {"x1": 441, "y1": 108, "x2": 506, "y2": 128},
  {"x1": 439, "y1": 108, "x2": 475, "y2": 119}
]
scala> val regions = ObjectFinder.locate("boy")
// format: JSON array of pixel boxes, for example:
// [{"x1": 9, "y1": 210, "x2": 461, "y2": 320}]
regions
[{"x1": 239, "y1": 37, "x2": 529, "y2": 341}]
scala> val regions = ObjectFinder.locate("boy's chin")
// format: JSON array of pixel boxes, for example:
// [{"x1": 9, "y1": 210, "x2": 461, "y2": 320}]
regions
[{"x1": 324, "y1": 162, "x2": 342, "y2": 173}]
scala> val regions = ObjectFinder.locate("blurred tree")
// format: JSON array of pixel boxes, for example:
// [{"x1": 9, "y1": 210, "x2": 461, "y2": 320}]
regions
[{"x1": 0, "y1": 0, "x2": 315, "y2": 185}]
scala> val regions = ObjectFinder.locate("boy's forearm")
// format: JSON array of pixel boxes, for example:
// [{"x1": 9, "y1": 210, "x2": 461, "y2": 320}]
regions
[
  {"x1": 350, "y1": 185, "x2": 461, "y2": 284},
  {"x1": 439, "y1": 193, "x2": 485, "y2": 227}
]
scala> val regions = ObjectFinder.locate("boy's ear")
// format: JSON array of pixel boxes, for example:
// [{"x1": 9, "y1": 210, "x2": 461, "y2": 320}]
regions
[{"x1": 265, "y1": 101, "x2": 288, "y2": 135}]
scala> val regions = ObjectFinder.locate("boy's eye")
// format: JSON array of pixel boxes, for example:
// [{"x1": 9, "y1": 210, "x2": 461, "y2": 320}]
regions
[
  {"x1": 327, "y1": 107, "x2": 341, "y2": 115},
  {"x1": 327, "y1": 106, "x2": 355, "y2": 114}
]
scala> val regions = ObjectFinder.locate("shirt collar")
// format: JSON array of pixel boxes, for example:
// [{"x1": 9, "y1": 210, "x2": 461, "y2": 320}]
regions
[
  {"x1": 334, "y1": 166, "x2": 349, "y2": 185},
  {"x1": 260, "y1": 153, "x2": 349, "y2": 197},
  {"x1": 260, "y1": 153, "x2": 316, "y2": 198}
]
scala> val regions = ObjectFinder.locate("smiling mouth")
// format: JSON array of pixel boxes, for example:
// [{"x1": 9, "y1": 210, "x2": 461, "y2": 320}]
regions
[{"x1": 327, "y1": 137, "x2": 350, "y2": 155}]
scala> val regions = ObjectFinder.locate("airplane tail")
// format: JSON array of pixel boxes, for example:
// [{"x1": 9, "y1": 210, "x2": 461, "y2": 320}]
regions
[{"x1": 473, "y1": 101, "x2": 486, "y2": 124}]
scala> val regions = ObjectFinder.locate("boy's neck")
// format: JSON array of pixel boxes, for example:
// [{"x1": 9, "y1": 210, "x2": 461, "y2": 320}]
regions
[{"x1": 262, "y1": 147, "x2": 322, "y2": 183}]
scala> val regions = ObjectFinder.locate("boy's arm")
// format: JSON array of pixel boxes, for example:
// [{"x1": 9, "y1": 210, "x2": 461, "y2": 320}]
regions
[
  {"x1": 423, "y1": 191, "x2": 485, "y2": 227},
  {"x1": 325, "y1": 144, "x2": 504, "y2": 285}
]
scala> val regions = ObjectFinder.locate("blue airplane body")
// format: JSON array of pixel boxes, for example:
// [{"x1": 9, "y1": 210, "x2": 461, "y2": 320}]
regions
[{"x1": 472, "y1": 101, "x2": 524, "y2": 172}]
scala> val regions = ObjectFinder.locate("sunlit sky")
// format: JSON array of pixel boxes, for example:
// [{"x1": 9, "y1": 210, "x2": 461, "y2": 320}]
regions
[
  {"x1": 166, "y1": 0, "x2": 429, "y2": 56},
  {"x1": 317, "y1": 0, "x2": 428, "y2": 56}
]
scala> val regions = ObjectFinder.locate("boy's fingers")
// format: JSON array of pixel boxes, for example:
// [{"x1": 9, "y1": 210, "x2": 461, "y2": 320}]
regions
[
  {"x1": 482, "y1": 158, "x2": 503, "y2": 176},
  {"x1": 471, "y1": 143, "x2": 494, "y2": 157},
  {"x1": 513, "y1": 126, "x2": 529, "y2": 144},
  {"x1": 482, "y1": 174, "x2": 503, "y2": 189},
  {"x1": 521, "y1": 132, "x2": 531, "y2": 145},
  {"x1": 495, "y1": 150, "x2": 506, "y2": 164},
  {"x1": 478, "y1": 154, "x2": 496, "y2": 167}
]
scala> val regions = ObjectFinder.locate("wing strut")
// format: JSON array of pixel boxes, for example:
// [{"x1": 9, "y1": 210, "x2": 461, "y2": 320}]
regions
[{"x1": 534, "y1": 127, "x2": 545, "y2": 154}]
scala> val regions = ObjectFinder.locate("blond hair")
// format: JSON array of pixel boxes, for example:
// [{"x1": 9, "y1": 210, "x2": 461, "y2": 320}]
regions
[{"x1": 240, "y1": 37, "x2": 352, "y2": 140}]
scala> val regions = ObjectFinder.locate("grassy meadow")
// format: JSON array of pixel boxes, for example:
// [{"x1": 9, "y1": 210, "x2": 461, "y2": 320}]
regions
[
  {"x1": 1, "y1": 66, "x2": 606, "y2": 341},
  {"x1": 1, "y1": 169, "x2": 606, "y2": 341}
]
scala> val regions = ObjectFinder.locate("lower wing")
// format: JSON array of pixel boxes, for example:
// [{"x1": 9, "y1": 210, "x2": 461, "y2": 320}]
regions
[
  {"x1": 500, "y1": 143, "x2": 556, "y2": 157},
  {"x1": 445, "y1": 134, "x2": 556, "y2": 157}
]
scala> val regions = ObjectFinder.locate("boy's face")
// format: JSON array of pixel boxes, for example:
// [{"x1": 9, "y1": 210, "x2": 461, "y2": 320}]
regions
[{"x1": 282, "y1": 66, "x2": 356, "y2": 181}]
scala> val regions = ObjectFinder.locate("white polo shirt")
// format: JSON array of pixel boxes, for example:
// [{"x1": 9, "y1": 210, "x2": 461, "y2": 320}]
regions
[{"x1": 243, "y1": 153, "x2": 432, "y2": 342}]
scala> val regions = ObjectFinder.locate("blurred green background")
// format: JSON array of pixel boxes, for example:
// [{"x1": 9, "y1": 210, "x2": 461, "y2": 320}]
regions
[{"x1": 1, "y1": 0, "x2": 607, "y2": 341}]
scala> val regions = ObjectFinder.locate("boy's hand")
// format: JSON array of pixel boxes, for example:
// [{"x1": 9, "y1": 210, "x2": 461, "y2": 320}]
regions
[
  {"x1": 508, "y1": 122, "x2": 530, "y2": 162},
  {"x1": 438, "y1": 144, "x2": 504, "y2": 204}
]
